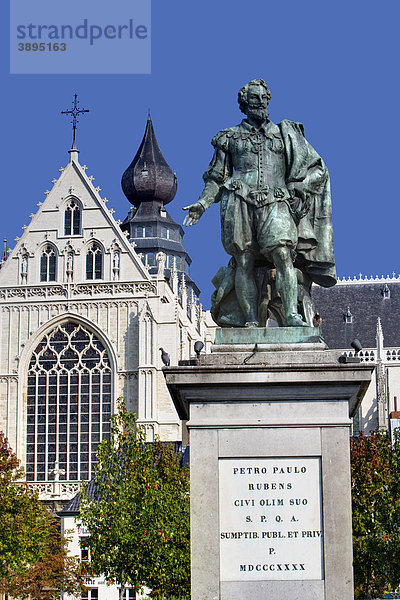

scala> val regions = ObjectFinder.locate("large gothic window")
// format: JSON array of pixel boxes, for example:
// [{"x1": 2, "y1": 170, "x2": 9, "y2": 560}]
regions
[
  {"x1": 86, "y1": 243, "x2": 103, "y2": 280},
  {"x1": 40, "y1": 245, "x2": 57, "y2": 282},
  {"x1": 26, "y1": 322, "x2": 112, "y2": 482},
  {"x1": 64, "y1": 200, "x2": 81, "y2": 236}
]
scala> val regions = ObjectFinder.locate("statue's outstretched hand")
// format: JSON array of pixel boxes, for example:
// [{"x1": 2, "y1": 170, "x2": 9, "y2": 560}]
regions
[{"x1": 182, "y1": 203, "x2": 204, "y2": 226}]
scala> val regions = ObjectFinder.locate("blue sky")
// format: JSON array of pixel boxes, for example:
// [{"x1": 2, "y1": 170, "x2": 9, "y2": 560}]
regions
[{"x1": 2, "y1": 0, "x2": 400, "y2": 308}]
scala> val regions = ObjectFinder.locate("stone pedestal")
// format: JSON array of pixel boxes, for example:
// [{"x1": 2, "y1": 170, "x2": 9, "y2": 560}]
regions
[{"x1": 164, "y1": 344, "x2": 373, "y2": 600}]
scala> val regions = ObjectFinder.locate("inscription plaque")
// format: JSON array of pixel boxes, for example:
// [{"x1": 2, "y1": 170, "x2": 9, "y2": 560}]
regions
[{"x1": 219, "y1": 457, "x2": 324, "y2": 581}]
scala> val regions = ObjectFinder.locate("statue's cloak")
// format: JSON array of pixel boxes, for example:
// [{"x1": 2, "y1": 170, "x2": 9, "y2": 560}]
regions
[{"x1": 279, "y1": 119, "x2": 336, "y2": 287}]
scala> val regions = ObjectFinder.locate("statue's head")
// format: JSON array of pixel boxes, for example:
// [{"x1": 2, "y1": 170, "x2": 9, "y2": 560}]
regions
[{"x1": 238, "y1": 79, "x2": 271, "y2": 123}]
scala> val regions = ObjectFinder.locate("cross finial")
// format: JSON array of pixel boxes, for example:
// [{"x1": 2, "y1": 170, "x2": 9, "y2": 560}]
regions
[
  {"x1": 61, "y1": 94, "x2": 90, "y2": 147},
  {"x1": 50, "y1": 460, "x2": 65, "y2": 482}
]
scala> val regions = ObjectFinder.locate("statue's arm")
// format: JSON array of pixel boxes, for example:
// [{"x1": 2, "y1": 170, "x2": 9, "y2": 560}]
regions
[{"x1": 183, "y1": 134, "x2": 232, "y2": 226}]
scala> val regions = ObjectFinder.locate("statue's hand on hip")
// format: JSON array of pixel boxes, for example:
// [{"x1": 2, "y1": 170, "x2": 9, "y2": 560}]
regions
[{"x1": 182, "y1": 203, "x2": 205, "y2": 226}]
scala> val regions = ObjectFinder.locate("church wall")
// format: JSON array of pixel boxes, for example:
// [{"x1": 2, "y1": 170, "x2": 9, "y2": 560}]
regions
[
  {"x1": 386, "y1": 363, "x2": 400, "y2": 412},
  {"x1": 155, "y1": 370, "x2": 180, "y2": 438},
  {"x1": 355, "y1": 362, "x2": 400, "y2": 434},
  {"x1": 359, "y1": 369, "x2": 379, "y2": 432}
]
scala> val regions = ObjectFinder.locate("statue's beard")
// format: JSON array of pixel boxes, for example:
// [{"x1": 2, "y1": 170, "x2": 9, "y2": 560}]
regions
[{"x1": 246, "y1": 105, "x2": 269, "y2": 123}]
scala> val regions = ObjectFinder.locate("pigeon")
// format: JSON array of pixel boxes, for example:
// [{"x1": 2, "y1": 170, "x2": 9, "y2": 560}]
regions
[
  {"x1": 159, "y1": 347, "x2": 170, "y2": 366},
  {"x1": 312, "y1": 313, "x2": 322, "y2": 329}
]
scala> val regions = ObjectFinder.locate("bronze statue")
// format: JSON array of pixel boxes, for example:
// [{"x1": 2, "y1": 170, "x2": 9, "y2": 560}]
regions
[{"x1": 183, "y1": 79, "x2": 336, "y2": 328}]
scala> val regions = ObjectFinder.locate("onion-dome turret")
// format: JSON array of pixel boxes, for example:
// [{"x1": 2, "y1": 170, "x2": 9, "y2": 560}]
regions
[
  {"x1": 119, "y1": 114, "x2": 200, "y2": 297},
  {"x1": 121, "y1": 115, "x2": 177, "y2": 207}
]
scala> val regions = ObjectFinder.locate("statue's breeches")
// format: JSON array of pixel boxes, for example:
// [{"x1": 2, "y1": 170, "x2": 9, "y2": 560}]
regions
[{"x1": 220, "y1": 191, "x2": 297, "y2": 257}]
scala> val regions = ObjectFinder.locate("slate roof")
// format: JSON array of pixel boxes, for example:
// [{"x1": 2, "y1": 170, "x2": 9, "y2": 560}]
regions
[
  {"x1": 58, "y1": 478, "x2": 98, "y2": 517},
  {"x1": 312, "y1": 278, "x2": 400, "y2": 349}
]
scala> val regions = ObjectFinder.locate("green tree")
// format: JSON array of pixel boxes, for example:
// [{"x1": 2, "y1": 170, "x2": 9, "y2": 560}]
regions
[
  {"x1": 0, "y1": 430, "x2": 50, "y2": 581},
  {"x1": 79, "y1": 400, "x2": 190, "y2": 599},
  {"x1": 1, "y1": 519, "x2": 87, "y2": 600},
  {"x1": 0, "y1": 431, "x2": 86, "y2": 599},
  {"x1": 351, "y1": 430, "x2": 400, "y2": 599}
]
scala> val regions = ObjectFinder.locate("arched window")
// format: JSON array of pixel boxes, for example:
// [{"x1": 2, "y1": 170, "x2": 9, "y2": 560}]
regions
[
  {"x1": 26, "y1": 322, "x2": 113, "y2": 482},
  {"x1": 86, "y1": 243, "x2": 103, "y2": 280},
  {"x1": 40, "y1": 245, "x2": 56, "y2": 282},
  {"x1": 64, "y1": 200, "x2": 81, "y2": 236}
]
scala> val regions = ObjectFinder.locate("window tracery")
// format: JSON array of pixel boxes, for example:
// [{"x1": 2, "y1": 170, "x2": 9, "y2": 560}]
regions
[
  {"x1": 86, "y1": 243, "x2": 103, "y2": 280},
  {"x1": 26, "y1": 322, "x2": 112, "y2": 482},
  {"x1": 40, "y1": 245, "x2": 57, "y2": 282},
  {"x1": 64, "y1": 199, "x2": 81, "y2": 236}
]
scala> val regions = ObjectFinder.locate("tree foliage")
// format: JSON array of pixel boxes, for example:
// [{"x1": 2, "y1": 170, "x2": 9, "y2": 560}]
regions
[
  {"x1": 79, "y1": 400, "x2": 190, "y2": 599},
  {"x1": 1, "y1": 519, "x2": 87, "y2": 600},
  {"x1": 0, "y1": 430, "x2": 86, "y2": 599},
  {"x1": 351, "y1": 430, "x2": 400, "y2": 599},
  {"x1": 0, "y1": 430, "x2": 50, "y2": 581}
]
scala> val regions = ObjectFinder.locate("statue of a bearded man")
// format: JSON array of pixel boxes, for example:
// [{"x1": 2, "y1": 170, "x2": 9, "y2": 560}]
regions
[{"x1": 184, "y1": 79, "x2": 336, "y2": 328}]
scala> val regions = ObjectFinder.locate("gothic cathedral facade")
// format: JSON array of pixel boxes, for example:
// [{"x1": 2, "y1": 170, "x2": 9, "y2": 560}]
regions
[{"x1": 0, "y1": 117, "x2": 214, "y2": 502}]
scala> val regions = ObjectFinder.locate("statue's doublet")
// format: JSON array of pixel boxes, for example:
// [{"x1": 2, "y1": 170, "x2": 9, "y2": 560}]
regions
[
  {"x1": 200, "y1": 117, "x2": 336, "y2": 288},
  {"x1": 204, "y1": 119, "x2": 290, "y2": 208}
]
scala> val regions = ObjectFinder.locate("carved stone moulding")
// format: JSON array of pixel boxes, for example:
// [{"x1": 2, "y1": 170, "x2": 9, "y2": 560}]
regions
[
  {"x1": 118, "y1": 370, "x2": 138, "y2": 380},
  {"x1": 0, "y1": 375, "x2": 19, "y2": 383},
  {"x1": 70, "y1": 282, "x2": 156, "y2": 297},
  {"x1": 0, "y1": 281, "x2": 156, "y2": 302},
  {"x1": 0, "y1": 285, "x2": 68, "y2": 300},
  {"x1": 25, "y1": 481, "x2": 81, "y2": 501}
]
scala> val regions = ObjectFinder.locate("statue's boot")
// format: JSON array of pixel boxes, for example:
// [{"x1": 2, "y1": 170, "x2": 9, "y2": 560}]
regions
[
  {"x1": 279, "y1": 278, "x2": 308, "y2": 327},
  {"x1": 286, "y1": 313, "x2": 308, "y2": 327},
  {"x1": 278, "y1": 276, "x2": 308, "y2": 327}
]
